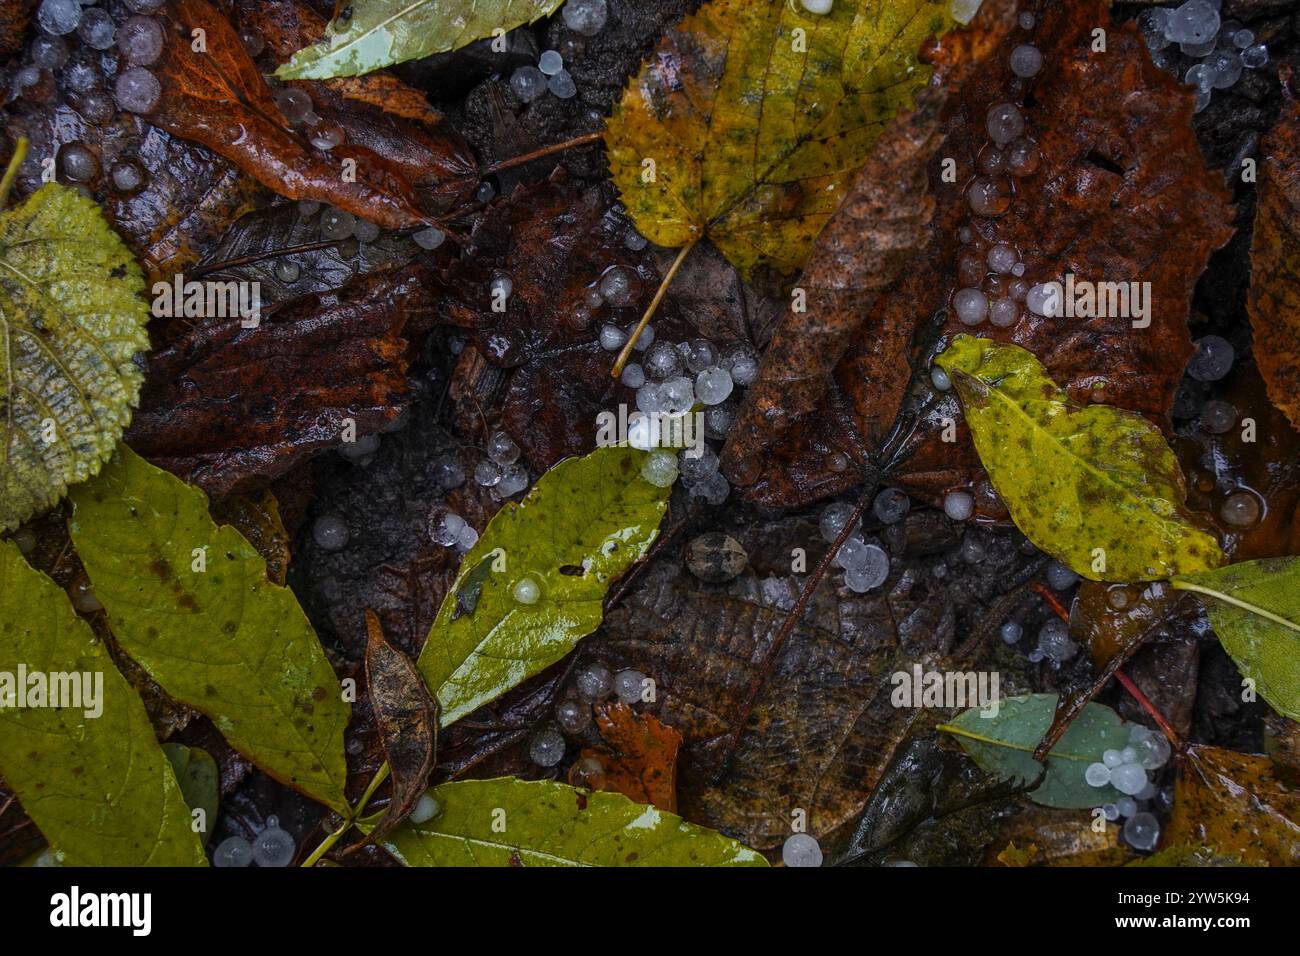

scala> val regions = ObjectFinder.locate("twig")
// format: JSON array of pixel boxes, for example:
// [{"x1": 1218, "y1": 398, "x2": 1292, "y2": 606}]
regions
[
  {"x1": 481, "y1": 132, "x2": 603, "y2": 176},
  {"x1": 1030, "y1": 580, "x2": 1070, "y2": 622},
  {"x1": 1114, "y1": 669, "x2": 1183, "y2": 751},
  {"x1": 0, "y1": 137, "x2": 27, "y2": 208},
  {"x1": 611, "y1": 242, "x2": 694, "y2": 378}
]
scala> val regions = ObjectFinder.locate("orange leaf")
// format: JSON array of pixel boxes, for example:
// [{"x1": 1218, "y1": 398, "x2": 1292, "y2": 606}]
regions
[{"x1": 581, "y1": 702, "x2": 682, "y2": 813}]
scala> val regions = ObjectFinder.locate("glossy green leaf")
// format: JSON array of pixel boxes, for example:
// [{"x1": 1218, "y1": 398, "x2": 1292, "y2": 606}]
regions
[
  {"x1": 276, "y1": 0, "x2": 564, "y2": 80},
  {"x1": 371, "y1": 777, "x2": 768, "y2": 866},
  {"x1": 68, "y1": 446, "x2": 350, "y2": 812},
  {"x1": 162, "y1": 743, "x2": 220, "y2": 846},
  {"x1": 0, "y1": 541, "x2": 206, "y2": 866},
  {"x1": 0, "y1": 183, "x2": 150, "y2": 531},
  {"x1": 936, "y1": 335, "x2": 1223, "y2": 582},
  {"x1": 418, "y1": 446, "x2": 669, "y2": 726},
  {"x1": 939, "y1": 694, "x2": 1131, "y2": 808},
  {"x1": 1174, "y1": 557, "x2": 1300, "y2": 722}
]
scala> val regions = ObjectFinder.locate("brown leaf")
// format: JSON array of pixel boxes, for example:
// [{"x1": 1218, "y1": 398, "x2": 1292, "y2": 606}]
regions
[
  {"x1": 581, "y1": 701, "x2": 682, "y2": 813},
  {"x1": 0, "y1": 0, "x2": 32, "y2": 61},
  {"x1": 126, "y1": 265, "x2": 420, "y2": 499},
  {"x1": 1247, "y1": 69, "x2": 1300, "y2": 432},
  {"x1": 1165, "y1": 744, "x2": 1300, "y2": 865},
  {"x1": 362, "y1": 610, "x2": 438, "y2": 842},
  {"x1": 210, "y1": 491, "x2": 292, "y2": 585}
]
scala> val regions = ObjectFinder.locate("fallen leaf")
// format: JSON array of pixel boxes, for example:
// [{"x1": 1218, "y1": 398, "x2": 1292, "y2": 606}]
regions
[
  {"x1": 210, "y1": 491, "x2": 292, "y2": 586},
  {"x1": 370, "y1": 777, "x2": 767, "y2": 866},
  {"x1": 0, "y1": 182, "x2": 151, "y2": 532},
  {"x1": 0, "y1": 541, "x2": 206, "y2": 866},
  {"x1": 161, "y1": 742, "x2": 221, "y2": 846},
  {"x1": 582, "y1": 701, "x2": 682, "y2": 812},
  {"x1": 68, "y1": 446, "x2": 352, "y2": 813},
  {"x1": 0, "y1": 0, "x2": 31, "y2": 60},
  {"x1": 936, "y1": 335, "x2": 1223, "y2": 582}
]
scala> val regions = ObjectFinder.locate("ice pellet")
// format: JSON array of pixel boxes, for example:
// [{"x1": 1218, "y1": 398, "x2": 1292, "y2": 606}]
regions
[
  {"x1": 614, "y1": 669, "x2": 646, "y2": 705},
  {"x1": 641, "y1": 449, "x2": 679, "y2": 487},
  {"x1": 930, "y1": 366, "x2": 952, "y2": 391},
  {"x1": 556, "y1": 698, "x2": 592, "y2": 734},
  {"x1": 487, "y1": 430, "x2": 520, "y2": 466},
  {"x1": 985, "y1": 103, "x2": 1025, "y2": 147},
  {"x1": 1200, "y1": 399, "x2": 1236, "y2": 434},
  {"x1": 820, "y1": 502, "x2": 861, "y2": 543},
  {"x1": 967, "y1": 176, "x2": 1011, "y2": 216},
  {"x1": 800, "y1": 0, "x2": 833, "y2": 12},
  {"x1": 548, "y1": 70, "x2": 577, "y2": 99},
  {"x1": 252, "y1": 818, "x2": 295, "y2": 867},
  {"x1": 512, "y1": 576, "x2": 541, "y2": 604},
  {"x1": 213, "y1": 836, "x2": 254, "y2": 868},
  {"x1": 953, "y1": 288, "x2": 989, "y2": 326},
  {"x1": 599, "y1": 323, "x2": 626, "y2": 351},
  {"x1": 872, "y1": 488, "x2": 910, "y2": 524},
  {"x1": 312, "y1": 515, "x2": 349, "y2": 551},
  {"x1": 1186, "y1": 335, "x2": 1234, "y2": 382},
  {"x1": 77, "y1": 8, "x2": 116, "y2": 50},
  {"x1": 1037, "y1": 618, "x2": 1077, "y2": 662},
  {"x1": 621, "y1": 363, "x2": 646, "y2": 388},
  {"x1": 696, "y1": 367, "x2": 734, "y2": 405},
  {"x1": 409, "y1": 792, "x2": 440, "y2": 824},
  {"x1": 1085, "y1": 762, "x2": 1112, "y2": 787},
  {"x1": 1009, "y1": 44, "x2": 1043, "y2": 78},
  {"x1": 114, "y1": 67, "x2": 162, "y2": 114},
  {"x1": 1110, "y1": 763, "x2": 1148, "y2": 796},
  {"x1": 576, "y1": 663, "x2": 613, "y2": 700},
  {"x1": 845, "y1": 545, "x2": 889, "y2": 592},
  {"x1": 320, "y1": 208, "x2": 357, "y2": 241},
  {"x1": 538, "y1": 50, "x2": 564, "y2": 75},
  {"x1": 561, "y1": 0, "x2": 608, "y2": 36},
  {"x1": 1000, "y1": 621, "x2": 1023, "y2": 644},
  {"x1": 118, "y1": 16, "x2": 165, "y2": 66},
  {"x1": 510, "y1": 65, "x2": 548, "y2": 101},
  {"x1": 1220, "y1": 491, "x2": 1260, "y2": 528},
  {"x1": 529, "y1": 728, "x2": 566, "y2": 767},
  {"x1": 1123, "y1": 811, "x2": 1160, "y2": 852},
  {"x1": 598, "y1": 267, "x2": 634, "y2": 307},
  {"x1": 414, "y1": 226, "x2": 445, "y2": 250},
  {"x1": 1046, "y1": 560, "x2": 1079, "y2": 591},
  {"x1": 37, "y1": 0, "x2": 82, "y2": 36},
  {"x1": 781, "y1": 833, "x2": 823, "y2": 867},
  {"x1": 943, "y1": 491, "x2": 974, "y2": 521}
]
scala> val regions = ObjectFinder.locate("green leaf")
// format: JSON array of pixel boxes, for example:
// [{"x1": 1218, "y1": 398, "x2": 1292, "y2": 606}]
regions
[
  {"x1": 939, "y1": 694, "x2": 1132, "y2": 808},
  {"x1": 0, "y1": 540, "x2": 206, "y2": 866},
  {"x1": 68, "y1": 446, "x2": 351, "y2": 812},
  {"x1": 275, "y1": 0, "x2": 565, "y2": 80},
  {"x1": 0, "y1": 183, "x2": 150, "y2": 532},
  {"x1": 369, "y1": 777, "x2": 768, "y2": 866},
  {"x1": 162, "y1": 743, "x2": 220, "y2": 846},
  {"x1": 1173, "y1": 557, "x2": 1300, "y2": 722},
  {"x1": 935, "y1": 335, "x2": 1223, "y2": 582},
  {"x1": 418, "y1": 445, "x2": 669, "y2": 726}
]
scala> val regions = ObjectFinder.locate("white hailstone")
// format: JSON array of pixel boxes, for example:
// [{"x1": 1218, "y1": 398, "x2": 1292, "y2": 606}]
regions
[
  {"x1": 659, "y1": 376, "x2": 695, "y2": 415},
  {"x1": 624, "y1": 228, "x2": 648, "y2": 251},
  {"x1": 948, "y1": 0, "x2": 984, "y2": 26},
  {"x1": 835, "y1": 533, "x2": 871, "y2": 570},
  {"x1": 689, "y1": 472, "x2": 730, "y2": 505},
  {"x1": 800, "y1": 0, "x2": 833, "y2": 13},
  {"x1": 585, "y1": 286, "x2": 605, "y2": 309},
  {"x1": 1011, "y1": 261, "x2": 1026, "y2": 277},
  {"x1": 985, "y1": 244, "x2": 1016, "y2": 274},
  {"x1": 1115, "y1": 796, "x2": 1138, "y2": 817},
  {"x1": 213, "y1": 836, "x2": 254, "y2": 868},
  {"x1": 60, "y1": 144, "x2": 97, "y2": 183},
  {"x1": 475, "y1": 460, "x2": 502, "y2": 487},
  {"x1": 562, "y1": 0, "x2": 608, "y2": 36},
  {"x1": 721, "y1": 344, "x2": 760, "y2": 385},
  {"x1": 37, "y1": 0, "x2": 82, "y2": 36},
  {"x1": 614, "y1": 669, "x2": 646, "y2": 705},
  {"x1": 1242, "y1": 44, "x2": 1268, "y2": 69},
  {"x1": 496, "y1": 463, "x2": 530, "y2": 497},
  {"x1": 487, "y1": 430, "x2": 520, "y2": 466},
  {"x1": 310, "y1": 124, "x2": 346, "y2": 151},
  {"x1": 645, "y1": 340, "x2": 683, "y2": 379},
  {"x1": 1000, "y1": 621, "x2": 1023, "y2": 644},
  {"x1": 556, "y1": 698, "x2": 592, "y2": 734},
  {"x1": 820, "y1": 501, "x2": 861, "y2": 543},
  {"x1": 354, "y1": 219, "x2": 380, "y2": 243},
  {"x1": 1018, "y1": 12, "x2": 1035, "y2": 29},
  {"x1": 548, "y1": 70, "x2": 578, "y2": 99},
  {"x1": 1187, "y1": 334, "x2": 1234, "y2": 381},
  {"x1": 1123, "y1": 812, "x2": 1160, "y2": 851},
  {"x1": 1200, "y1": 399, "x2": 1236, "y2": 434},
  {"x1": 1233, "y1": 29, "x2": 1254, "y2": 49},
  {"x1": 1139, "y1": 8, "x2": 1171, "y2": 50},
  {"x1": 1046, "y1": 560, "x2": 1079, "y2": 590},
  {"x1": 966, "y1": 176, "x2": 1009, "y2": 216},
  {"x1": 696, "y1": 367, "x2": 734, "y2": 405},
  {"x1": 1037, "y1": 618, "x2": 1077, "y2": 662},
  {"x1": 340, "y1": 432, "x2": 379, "y2": 460},
  {"x1": 1102, "y1": 748, "x2": 1124, "y2": 768},
  {"x1": 1185, "y1": 63, "x2": 1213, "y2": 92},
  {"x1": 627, "y1": 413, "x2": 658, "y2": 451},
  {"x1": 985, "y1": 102, "x2": 1025, "y2": 147},
  {"x1": 114, "y1": 67, "x2": 162, "y2": 114},
  {"x1": 781, "y1": 833, "x2": 824, "y2": 867},
  {"x1": 31, "y1": 35, "x2": 69, "y2": 69},
  {"x1": 1102, "y1": 803, "x2": 1120, "y2": 821},
  {"x1": 1164, "y1": 0, "x2": 1219, "y2": 45},
  {"x1": 845, "y1": 545, "x2": 889, "y2": 592},
  {"x1": 872, "y1": 488, "x2": 910, "y2": 524},
  {"x1": 599, "y1": 323, "x2": 627, "y2": 351},
  {"x1": 620, "y1": 363, "x2": 646, "y2": 388},
  {"x1": 683, "y1": 339, "x2": 718, "y2": 373},
  {"x1": 679, "y1": 448, "x2": 720, "y2": 486},
  {"x1": 529, "y1": 728, "x2": 566, "y2": 767},
  {"x1": 252, "y1": 817, "x2": 296, "y2": 867},
  {"x1": 409, "y1": 792, "x2": 441, "y2": 824},
  {"x1": 953, "y1": 287, "x2": 989, "y2": 326},
  {"x1": 704, "y1": 402, "x2": 734, "y2": 439},
  {"x1": 576, "y1": 663, "x2": 614, "y2": 700},
  {"x1": 930, "y1": 366, "x2": 953, "y2": 391},
  {"x1": 943, "y1": 490, "x2": 974, "y2": 521},
  {"x1": 312, "y1": 515, "x2": 349, "y2": 551},
  {"x1": 1219, "y1": 491, "x2": 1260, "y2": 528},
  {"x1": 1135, "y1": 779, "x2": 1157, "y2": 801},
  {"x1": 633, "y1": 323, "x2": 656, "y2": 350},
  {"x1": 1084, "y1": 762, "x2": 1112, "y2": 787},
  {"x1": 475, "y1": 181, "x2": 496, "y2": 203},
  {"x1": 635, "y1": 383, "x2": 665, "y2": 416},
  {"x1": 598, "y1": 266, "x2": 634, "y2": 307},
  {"x1": 430, "y1": 511, "x2": 466, "y2": 547},
  {"x1": 274, "y1": 259, "x2": 302, "y2": 284},
  {"x1": 1025, "y1": 283, "x2": 1060, "y2": 317},
  {"x1": 538, "y1": 50, "x2": 564, "y2": 75},
  {"x1": 989, "y1": 297, "x2": 1019, "y2": 328},
  {"x1": 1110, "y1": 763, "x2": 1147, "y2": 796},
  {"x1": 959, "y1": 535, "x2": 986, "y2": 563},
  {"x1": 640, "y1": 449, "x2": 679, "y2": 487},
  {"x1": 510, "y1": 65, "x2": 548, "y2": 101},
  {"x1": 119, "y1": 16, "x2": 166, "y2": 66},
  {"x1": 414, "y1": 226, "x2": 446, "y2": 250},
  {"x1": 512, "y1": 576, "x2": 541, "y2": 604},
  {"x1": 1009, "y1": 44, "x2": 1043, "y2": 77},
  {"x1": 321, "y1": 208, "x2": 357, "y2": 240}
]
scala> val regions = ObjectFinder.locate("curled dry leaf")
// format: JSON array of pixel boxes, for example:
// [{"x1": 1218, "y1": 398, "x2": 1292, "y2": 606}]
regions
[{"x1": 581, "y1": 701, "x2": 682, "y2": 813}]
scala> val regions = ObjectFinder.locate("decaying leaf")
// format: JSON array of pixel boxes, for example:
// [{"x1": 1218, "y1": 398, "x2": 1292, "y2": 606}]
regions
[
  {"x1": 1173, "y1": 556, "x2": 1300, "y2": 723},
  {"x1": 276, "y1": 0, "x2": 566, "y2": 81},
  {"x1": 417, "y1": 445, "x2": 670, "y2": 726},
  {"x1": 0, "y1": 183, "x2": 151, "y2": 532},
  {"x1": 0, "y1": 541, "x2": 206, "y2": 866},
  {"x1": 936, "y1": 335, "x2": 1223, "y2": 582},
  {"x1": 210, "y1": 491, "x2": 292, "y2": 586},
  {"x1": 582, "y1": 701, "x2": 682, "y2": 813},
  {"x1": 364, "y1": 610, "x2": 438, "y2": 840},
  {"x1": 371, "y1": 777, "x2": 767, "y2": 866},
  {"x1": 68, "y1": 446, "x2": 352, "y2": 813}
]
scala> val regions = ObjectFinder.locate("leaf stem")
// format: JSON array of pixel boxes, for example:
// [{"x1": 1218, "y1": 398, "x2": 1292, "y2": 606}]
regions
[
  {"x1": 0, "y1": 137, "x2": 29, "y2": 209},
  {"x1": 481, "y1": 132, "x2": 603, "y2": 176},
  {"x1": 612, "y1": 242, "x2": 694, "y2": 378},
  {"x1": 1114, "y1": 669, "x2": 1183, "y2": 750},
  {"x1": 299, "y1": 761, "x2": 391, "y2": 867},
  {"x1": 1170, "y1": 579, "x2": 1300, "y2": 634}
]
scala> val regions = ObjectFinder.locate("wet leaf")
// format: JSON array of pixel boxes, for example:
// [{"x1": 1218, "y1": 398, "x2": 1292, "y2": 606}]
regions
[
  {"x1": 371, "y1": 777, "x2": 767, "y2": 866},
  {"x1": 0, "y1": 183, "x2": 150, "y2": 532},
  {"x1": 417, "y1": 445, "x2": 669, "y2": 726},
  {"x1": 1247, "y1": 78, "x2": 1300, "y2": 432},
  {"x1": 364, "y1": 610, "x2": 438, "y2": 840},
  {"x1": 1173, "y1": 557, "x2": 1300, "y2": 723},
  {"x1": 582, "y1": 700, "x2": 682, "y2": 813},
  {"x1": 68, "y1": 446, "x2": 351, "y2": 812},
  {"x1": 276, "y1": 0, "x2": 565, "y2": 80},
  {"x1": 939, "y1": 694, "x2": 1132, "y2": 809},
  {"x1": 0, "y1": 0, "x2": 31, "y2": 60},
  {"x1": 0, "y1": 541, "x2": 206, "y2": 866},
  {"x1": 210, "y1": 491, "x2": 292, "y2": 586},
  {"x1": 604, "y1": 0, "x2": 968, "y2": 279},
  {"x1": 1128, "y1": 844, "x2": 1253, "y2": 868},
  {"x1": 1164, "y1": 744, "x2": 1300, "y2": 866},
  {"x1": 936, "y1": 335, "x2": 1223, "y2": 582},
  {"x1": 161, "y1": 743, "x2": 220, "y2": 846}
]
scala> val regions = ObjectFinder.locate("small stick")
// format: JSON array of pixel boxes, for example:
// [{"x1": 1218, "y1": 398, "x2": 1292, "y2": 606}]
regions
[
  {"x1": 611, "y1": 242, "x2": 694, "y2": 378},
  {"x1": 1031, "y1": 580, "x2": 1070, "y2": 622},
  {"x1": 1115, "y1": 669, "x2": 1183, "y2": 750},
  {"x1": 481, "y1": 132, "x2": 603, "y2": 176},
  {"x1": 0, "y1": 138, "x2": 29, "y2": 208}
]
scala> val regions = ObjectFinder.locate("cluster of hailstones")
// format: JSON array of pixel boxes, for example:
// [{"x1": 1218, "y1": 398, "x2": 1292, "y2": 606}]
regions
[
  {"x1": 1085, "y1": 725, "x2": 1173, "y2": 852},
  {"x1": 1139, "y1": 0, "x2": 1270, "y2": 113},
  {"x1": 508, "y1": 0, "x2": 607, "y2": 103},
  {"x1": 211, "y1": 816, "x2": 296, "y2": 868}
]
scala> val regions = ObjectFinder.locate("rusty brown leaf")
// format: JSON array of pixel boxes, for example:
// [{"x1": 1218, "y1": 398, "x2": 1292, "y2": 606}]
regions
[{"x1": 581, "y1": 701, "x2": 682, "y2": 813}]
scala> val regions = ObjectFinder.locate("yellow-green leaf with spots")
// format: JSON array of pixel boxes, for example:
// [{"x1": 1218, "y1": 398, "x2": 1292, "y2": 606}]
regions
[
  {"x1": 0, "y1": 541, "x2": 206, "y2": 866},
  {"x1": 935, "y1": 335, "x2": 1222, "y2": 582},
  {"x1": 603, "y1": 0, "x2": 963, "y2": 280},
  {"x1": 0, "y1": 182, "x2": 150, "y2": 532},
  {"x1": 67, "y1": 446, "x2": 351, "y2": 812}
]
